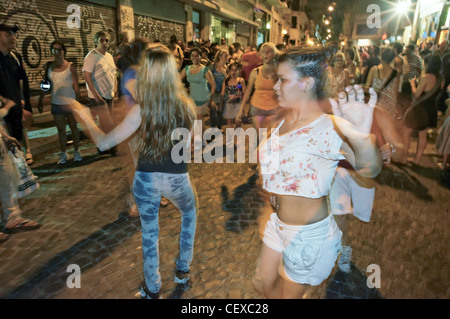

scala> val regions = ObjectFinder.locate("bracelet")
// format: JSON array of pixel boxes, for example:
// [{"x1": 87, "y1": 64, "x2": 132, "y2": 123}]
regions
[{"x1": 389, "y1": 143, "x2": 397, "y2": 155}]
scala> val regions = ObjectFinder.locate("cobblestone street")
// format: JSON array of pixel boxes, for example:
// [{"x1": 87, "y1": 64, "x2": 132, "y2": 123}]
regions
[{"x1": 0, "y1": 104, "x2": 449, "y2": 299}]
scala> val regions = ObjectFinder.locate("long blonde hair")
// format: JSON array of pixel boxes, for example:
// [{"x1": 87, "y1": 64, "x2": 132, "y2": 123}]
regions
[{"x1": 135, "y1": 43, "x2": 196, "y2": 163}]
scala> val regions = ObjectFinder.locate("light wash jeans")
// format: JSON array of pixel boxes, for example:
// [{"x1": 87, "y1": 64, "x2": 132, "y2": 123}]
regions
[{"x1": 132, "y1": 171, "x2": 197, "y2": 293}]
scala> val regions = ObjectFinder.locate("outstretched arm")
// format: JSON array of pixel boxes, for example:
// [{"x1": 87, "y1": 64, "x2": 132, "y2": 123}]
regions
[{"x1": 65, "y1": 99, "x2": 142, "y2": 151}]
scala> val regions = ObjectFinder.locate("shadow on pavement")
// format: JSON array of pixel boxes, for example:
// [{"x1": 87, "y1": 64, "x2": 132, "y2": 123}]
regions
[
  {"x1": 30, "y1": 153, "x2": 117, "y2": 178},
  {"x1": 374, "y1": 164, "x2": 433, "y2": 201},
  {"x1": 220, "y1": 173, "x2": 261, "y2": 234},
  {"x1": 3, "y1": 213, "x2": 141, "y2": 299},
  {"x1": 326, "y1": 263, "x2": 383, "y2": 299}
]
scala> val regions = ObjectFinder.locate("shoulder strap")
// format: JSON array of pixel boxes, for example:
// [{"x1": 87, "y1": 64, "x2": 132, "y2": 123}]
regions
[
  {"x1": 44, "y1": 61, "x2": 52, "y2": 81},
  {"x1": 9, "y1": 51, "x2": 21, "y2": 67},
  {"x1": 412, "y1": 75, "x2": 442, "y2": 107},
  {"x1": 381, "y1": 69, "x2": 397, "y2": 91}
]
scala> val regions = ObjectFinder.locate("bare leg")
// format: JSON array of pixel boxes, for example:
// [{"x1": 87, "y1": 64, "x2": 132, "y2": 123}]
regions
[
  {"x1": 414, "y1": 129, "x2": 428, "y2": 165},
  {"x1": 254, "y1": 243, "x2": 309, "y2": 299},
  {"x1": 54, "y1": 114, "x2": 67, "y2": 152},
  {"x1": 334, "y1": 214, "x2": 349, "y2": 246},
  {"x1": 402, "y1": 126, "x2": 413, "y2": 158},
  {"x1": 66, "y1": 114, "x2": 80, "y2": 151}
]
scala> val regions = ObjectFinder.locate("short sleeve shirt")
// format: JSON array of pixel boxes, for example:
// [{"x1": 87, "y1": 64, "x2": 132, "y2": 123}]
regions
[
  {"x1": 260, "y1": 114, "x2": 345, "y2": 198},
  {"x1": 82, "y1": 49, "x2": 117, "y2": 100}
]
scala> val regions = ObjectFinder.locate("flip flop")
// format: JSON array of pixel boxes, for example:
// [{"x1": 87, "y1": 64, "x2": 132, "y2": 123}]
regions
[
  {"x1": 0, "y1": 232, "x2": 9, "y2": 243},
  {"x1": 4, "y1": 219, "x2": 40, "y2": 233},
  {"x1": 128, "y1": 204, "x2": 140, "y2": 218},
  {"x1": 26, "y1": 154, "x2": 33, "y2": 165},
  {"x1": 160, "y1": 198, "x2": 169, "y2": 207}
]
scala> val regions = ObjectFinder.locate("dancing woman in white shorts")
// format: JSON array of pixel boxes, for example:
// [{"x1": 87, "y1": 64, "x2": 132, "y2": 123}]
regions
[{"x1": 254, "y1": 47, "x2": 382, "y2": 299}]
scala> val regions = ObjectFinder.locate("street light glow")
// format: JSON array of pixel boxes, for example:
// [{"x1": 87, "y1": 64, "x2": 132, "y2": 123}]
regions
[
  {"x1": 396, "y1": 0, "x2": 411, "y2": 13},
  {"x1": 328, "y1": 6, "x2": 334, "y2": 11}
]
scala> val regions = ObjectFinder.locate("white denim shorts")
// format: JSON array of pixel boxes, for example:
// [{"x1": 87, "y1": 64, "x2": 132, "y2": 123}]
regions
[
  {"x1": 263, "y1": 213, "x2": 342, "y2": 286},
  {"x1": 329, "y1": 167, "x2": 375, "y2": 222}
]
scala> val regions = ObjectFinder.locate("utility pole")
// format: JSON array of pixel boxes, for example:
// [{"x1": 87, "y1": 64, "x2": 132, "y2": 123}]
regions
[{"x1": 410, "y1": 0, "x2": 420, "y2": 44}]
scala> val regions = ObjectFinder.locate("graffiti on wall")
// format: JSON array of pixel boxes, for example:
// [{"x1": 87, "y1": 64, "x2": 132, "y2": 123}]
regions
[
  {"x1": 0, "y1": 0, "x2": 117, "y2": 90},
  {"x1": 135, "y1": 15, "x2": 184, "y2": 45},
  {"x1": 119, "y1": 5, "x2": 135, "y2": 41}
]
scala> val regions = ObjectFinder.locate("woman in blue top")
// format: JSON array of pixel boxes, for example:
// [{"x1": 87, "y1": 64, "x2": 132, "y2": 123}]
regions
[
  {"x1": 67, "y1": 44, "x2": 198, "y2": 299},
  {"x1": 120, "y1": 38, "x2": 170, "y2": 216},
  {"x1": 121, "y1": 38, "x2": 150, "y2": 111},
  {"x1": 180, "y1": 47, "x2": 215, "y2": 150}
]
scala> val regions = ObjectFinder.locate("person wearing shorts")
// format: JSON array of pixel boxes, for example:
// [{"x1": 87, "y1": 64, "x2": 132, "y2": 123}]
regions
[
  {"x1": 328, "y1": 86, "x2": 407, "y2": 273},
  {"x1": 180, "y1": 47, "x2": 215, "y2": 150},
  {"x1": 236, "y1": 43, "x2": 279, "y2": 133},
  {"x1": 82, "y1": 31, "x2": 117, "y2": 156},
  {"x1": 38, "y1": 40, "x2": 82, "y2": 164},
  {"x1": 253, "y1": 48, "x2": 382, "y2": 299}
]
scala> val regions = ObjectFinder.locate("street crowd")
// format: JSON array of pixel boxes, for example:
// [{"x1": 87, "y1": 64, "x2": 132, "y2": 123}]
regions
[{"x1": 1, "y1": 21, "x2": 449, "y2": 299}]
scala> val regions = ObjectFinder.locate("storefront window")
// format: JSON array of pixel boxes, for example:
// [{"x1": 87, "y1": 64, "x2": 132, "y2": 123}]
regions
[
  {"x1": 193, "y1": 10, "x2": 201, "y2": 41},
  {"x1": 211, "y1": 15, "x2": 232, "y2": 45}
]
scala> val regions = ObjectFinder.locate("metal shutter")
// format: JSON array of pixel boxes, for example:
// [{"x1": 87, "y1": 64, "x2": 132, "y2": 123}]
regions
[
  {"x1": 0, "y1": 0, "x2": 117, "y2": 90},
  {"x1": 134, "y1": 13, "x2": 185, "y2": 46}
]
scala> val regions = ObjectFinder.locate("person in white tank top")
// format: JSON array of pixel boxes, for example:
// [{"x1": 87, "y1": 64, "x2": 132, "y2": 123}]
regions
[{"x1": 37, "y1": 40, "x2": 82, "y2": 164}]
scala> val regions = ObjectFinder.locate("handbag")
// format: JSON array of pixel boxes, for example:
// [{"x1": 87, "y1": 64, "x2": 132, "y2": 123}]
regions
[
  {"x1": 40, "y1": 61, "x2": 52, "y2": 92},
  {"x1": 9, "y1": 147, "x2": 39, "y2": 198}
]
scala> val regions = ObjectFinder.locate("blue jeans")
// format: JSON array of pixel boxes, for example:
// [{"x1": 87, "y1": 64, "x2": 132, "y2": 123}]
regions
[{"x1": 132, "y1": 171, "x2": 197, "y2": 293}]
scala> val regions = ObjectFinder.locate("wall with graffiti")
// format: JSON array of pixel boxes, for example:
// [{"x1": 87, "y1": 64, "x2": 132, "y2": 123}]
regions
[
  {"x1": 134, "y1": 14, "x2": 184, "y2": 44},
  {"x1": 1, "y1": 0, "x2": 188, "y2": 92},
  {"x1": 0, "y1": 0, "x2": 117, "y2": 90}
]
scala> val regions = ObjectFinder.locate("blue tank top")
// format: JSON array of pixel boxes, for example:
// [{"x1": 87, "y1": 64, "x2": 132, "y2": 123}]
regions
[
  {"x1": 211, "y1": 67, "x2": 226, "y2": 93},
  {"x1": 186, "y1": 65, "x2": 210, "y2": 106}
]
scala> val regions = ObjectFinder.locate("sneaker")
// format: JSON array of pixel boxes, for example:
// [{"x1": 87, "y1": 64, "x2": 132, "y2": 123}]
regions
[
  {"x1": 58, "y1": 152, "x2": 68, "y2": 165},
  {"x1": 0, "y1": 232, "x2": 9, "y2": 243},
  {"x1": 174, "y1": 270, "x2": 190, "y2": 284},
  {"x1": 139, "y1": 282, "x2": 160, "y2": 299},
  {"x1": 74, "y1": 150, "x2": 82, "y2": 162},
  {"x1": 338, "y1": 246, "x2": 352, "y2": 273}
]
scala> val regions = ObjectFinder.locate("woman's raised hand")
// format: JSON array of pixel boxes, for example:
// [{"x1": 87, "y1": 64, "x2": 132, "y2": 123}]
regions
[{"x1": 329, "y1": 85, "x2": 377, "y2": 135}]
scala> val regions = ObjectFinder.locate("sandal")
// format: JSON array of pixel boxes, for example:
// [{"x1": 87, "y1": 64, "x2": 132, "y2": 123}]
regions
[
  {"x1": 4, "y1": 219, "x2": 40, "y2": 233},
  {"x1": 26, "y1": 153, "x2": 33, "y2": 165},
  {"x1": 160, "y1": 198, "x2": 169, "y2": 207},
  {"x1": 0, "y1": 232, "x2": 9, "y2": 243},
  {"x1": 128, "y1": 204, "x2": 140, "y2": 218}
]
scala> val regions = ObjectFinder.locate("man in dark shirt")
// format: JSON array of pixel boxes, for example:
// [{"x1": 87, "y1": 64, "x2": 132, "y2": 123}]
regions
[{"x1": 0, "y1": 24, "x2": 32, "y2": 142}]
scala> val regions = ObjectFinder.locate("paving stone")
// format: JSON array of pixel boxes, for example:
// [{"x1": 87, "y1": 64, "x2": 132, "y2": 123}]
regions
[{"x1": 1, "y1": 104, "x2": 448, "y2": 299}]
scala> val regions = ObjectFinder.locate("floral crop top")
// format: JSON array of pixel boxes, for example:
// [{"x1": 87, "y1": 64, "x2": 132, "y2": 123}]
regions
[{"x1": 259, "y1": 114, "x2": 345, "y2": 198}]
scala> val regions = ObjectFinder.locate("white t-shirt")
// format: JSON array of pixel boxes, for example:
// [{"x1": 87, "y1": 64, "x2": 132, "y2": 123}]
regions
[{"x1": 82, "y1": 49, "x2": 116, "y2": 100}]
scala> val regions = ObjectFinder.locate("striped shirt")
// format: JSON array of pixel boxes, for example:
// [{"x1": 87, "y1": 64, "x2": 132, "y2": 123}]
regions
[{"x1": 402, "y1": 54, "x2": 423, "y2": 83}]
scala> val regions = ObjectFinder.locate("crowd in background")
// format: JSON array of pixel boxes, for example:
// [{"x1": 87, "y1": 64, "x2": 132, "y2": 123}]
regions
[{"x1": 1, "y1": 21, "x2": 450, "y2": 299}]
